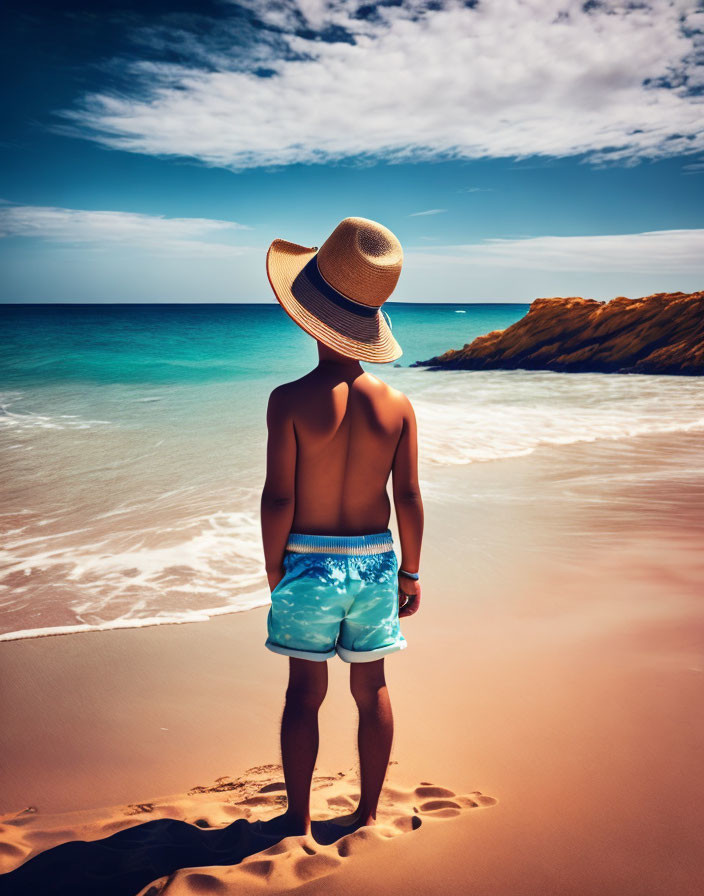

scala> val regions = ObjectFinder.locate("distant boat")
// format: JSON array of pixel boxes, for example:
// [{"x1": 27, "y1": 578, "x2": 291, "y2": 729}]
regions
[{"x1": 455, "y1": 310, "x2": 466, "y2": 313}]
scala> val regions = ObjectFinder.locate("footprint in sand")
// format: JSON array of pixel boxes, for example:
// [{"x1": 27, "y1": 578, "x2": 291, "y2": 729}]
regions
[
  {"x1": 326, "y1": 794, "x2": 356, "y2": 810},
  {"x1": 179, "y1": 872, "x2": 227, "y2": 894},
  {"x1": 258, "y1": 782, "x2": 286, "y2": 794},
  {"x1": 414, "y1": 784, "x2": 498, "y2": 817},
  {"x1": 414, "y1": 785, "x2": 456, "y2": 799}
]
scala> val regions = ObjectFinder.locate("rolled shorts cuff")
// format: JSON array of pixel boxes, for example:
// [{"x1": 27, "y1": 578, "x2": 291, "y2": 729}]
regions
[
  {"x1": 265, "y1": 639, "x2": 336, "y2": 662},
  {"x1": 336, "y1": 640, "x2": 407, "y2": 664}
]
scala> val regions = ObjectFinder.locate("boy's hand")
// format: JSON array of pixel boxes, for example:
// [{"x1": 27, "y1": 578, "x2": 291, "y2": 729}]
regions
[
  {"x1": 267, "y1": 568, "x2": 285, "y2": 592},
  {"x1": 398, "y1": 575, "x2": 421, "y2": 617}
]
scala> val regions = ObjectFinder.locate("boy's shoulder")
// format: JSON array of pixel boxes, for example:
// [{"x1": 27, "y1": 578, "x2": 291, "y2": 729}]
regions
[
  {"x1": 266, "y1": 373, "x2": 312, "y2": 404},
  {"x1": 363, "y1": 373, "x2": 413, "y2": 412},
  {"x1": 266, "y1": 373, "x2": 317, "y2": 421}
]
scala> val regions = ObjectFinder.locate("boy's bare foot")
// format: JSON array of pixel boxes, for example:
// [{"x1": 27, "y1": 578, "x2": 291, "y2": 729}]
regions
[
  {"x1": 328, "y1": 807, "x2": 376, "y2": 830},
  {"x1": 254, "y1": 810, "x2": 311, "y2": 838},
  {"x1": 307, "y1": 809, "x2": 375, "y2": 846}
]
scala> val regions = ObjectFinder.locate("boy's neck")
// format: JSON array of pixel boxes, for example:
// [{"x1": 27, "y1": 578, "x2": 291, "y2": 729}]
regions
[{"x1": 316, "y1": 343, "x2": 364, "y2": 376}]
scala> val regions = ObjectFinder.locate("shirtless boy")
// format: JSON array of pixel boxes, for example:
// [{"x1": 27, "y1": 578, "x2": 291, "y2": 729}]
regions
[{"x1": 260, "y1": 217, "x2": 424, "y2": 836}]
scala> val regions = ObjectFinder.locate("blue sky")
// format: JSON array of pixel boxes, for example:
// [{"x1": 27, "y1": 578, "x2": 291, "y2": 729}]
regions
[{"x1": 1, "y1": 0, "x2": 703, "y2": 303}]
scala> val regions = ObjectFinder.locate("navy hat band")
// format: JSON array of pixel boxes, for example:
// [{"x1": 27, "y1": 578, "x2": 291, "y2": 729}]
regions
[{"x1": 299, "y1": 256, "x2": 380, "y2": 319}]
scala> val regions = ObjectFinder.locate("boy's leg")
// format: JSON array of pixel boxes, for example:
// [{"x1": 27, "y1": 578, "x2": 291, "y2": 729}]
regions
[
  {"x1": 349, "y1": 658, "x2": 393, "y2": 825},
  {"x1": 279, "y1": 657, "x2": 328, "y2": 833}
]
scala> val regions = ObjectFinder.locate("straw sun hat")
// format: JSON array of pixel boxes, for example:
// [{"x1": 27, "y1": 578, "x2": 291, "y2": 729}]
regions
[{"x1": 266, "y1": 217, "x2": 403, "y2": 363}]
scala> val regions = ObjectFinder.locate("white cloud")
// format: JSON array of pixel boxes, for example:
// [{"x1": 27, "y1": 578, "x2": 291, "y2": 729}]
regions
[
  {"x1": 59, "y1": 0, "x2": 704, "y2": 170},
  {"x1": 0, "y1": 202, "x2": 255, "y2": 257},
  {"x1": 408, "y1": 208, "x2": 447, "y2": 216},
  {"x1": 408, "y1": 228, "x2": 704, "y2": 273}
]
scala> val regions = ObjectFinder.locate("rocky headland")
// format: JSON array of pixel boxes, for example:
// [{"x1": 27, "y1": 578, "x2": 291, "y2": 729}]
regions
[{"x1": 415, "y1": 291, "x2": 704, "y2": 375}]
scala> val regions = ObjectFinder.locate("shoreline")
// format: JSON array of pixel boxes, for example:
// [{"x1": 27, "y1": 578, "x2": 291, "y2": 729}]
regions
[
  {"x1": 2, "y1": 423, "x2": 703, "y2": 643},
  {"x1": 0, "y1": 597, "x2": 270, "y2": 644}
]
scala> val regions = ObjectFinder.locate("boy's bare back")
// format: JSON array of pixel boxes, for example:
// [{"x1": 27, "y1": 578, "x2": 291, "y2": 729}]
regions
[{"x1": 266, "y1": 365, "x2": 417, "y2": 537}]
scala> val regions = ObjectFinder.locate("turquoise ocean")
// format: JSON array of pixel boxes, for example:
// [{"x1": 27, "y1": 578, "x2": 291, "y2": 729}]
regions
[{"x1": 2, "y1": 303, "x2": 703, "y2": 640}]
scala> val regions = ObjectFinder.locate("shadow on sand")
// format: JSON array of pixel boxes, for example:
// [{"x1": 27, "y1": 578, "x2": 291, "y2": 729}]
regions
[{"x1": 0, "y1": 814, "x2": 375, "y2": 896}]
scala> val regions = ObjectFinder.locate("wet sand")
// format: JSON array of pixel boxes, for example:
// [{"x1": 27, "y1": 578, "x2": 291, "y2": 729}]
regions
[{"x1": 1, "y1": 431, "x2": 703, "y2": 894}]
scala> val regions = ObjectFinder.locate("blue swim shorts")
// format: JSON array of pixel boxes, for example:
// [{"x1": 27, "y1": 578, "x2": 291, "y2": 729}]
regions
[{"x1": 265, "y1": 529, "x2": 407, "y2": 663}]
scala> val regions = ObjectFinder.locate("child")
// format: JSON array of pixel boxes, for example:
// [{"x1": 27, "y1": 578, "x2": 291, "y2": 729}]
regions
[{"x1": 260, "y1": 217, "x2": 424, "y2": 836}]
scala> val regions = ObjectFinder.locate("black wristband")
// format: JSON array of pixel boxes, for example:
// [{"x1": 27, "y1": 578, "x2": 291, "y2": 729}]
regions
[{"x1": 399, "y1": 568, "x2": 419, "y2": 580}]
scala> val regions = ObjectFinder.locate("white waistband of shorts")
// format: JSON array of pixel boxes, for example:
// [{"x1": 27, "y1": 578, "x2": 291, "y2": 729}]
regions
[{"x1": 285, "y1": 529, "x2": 394, "y2": 556}]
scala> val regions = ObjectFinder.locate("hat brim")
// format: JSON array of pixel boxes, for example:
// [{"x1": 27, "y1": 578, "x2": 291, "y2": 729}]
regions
[{"x1": 266, "y1": 239, "x2": 402, "y2": 363}]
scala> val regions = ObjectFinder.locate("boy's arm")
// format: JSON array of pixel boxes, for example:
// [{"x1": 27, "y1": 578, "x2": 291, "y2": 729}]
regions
[
  {"x1": 392, "y1": 395, "x2": 424, "y2": 615},
  {"x1": 260, "y1": 386, "x2": 297, "y2": 591}
]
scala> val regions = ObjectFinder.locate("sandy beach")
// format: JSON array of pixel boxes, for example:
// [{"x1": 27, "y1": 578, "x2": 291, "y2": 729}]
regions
[
  {"x1": 2, "y1": 428, "x2": 703, "y2": 894},
  {"x1": 3, "y1": 0, "x2": 704, "y2": 889}
]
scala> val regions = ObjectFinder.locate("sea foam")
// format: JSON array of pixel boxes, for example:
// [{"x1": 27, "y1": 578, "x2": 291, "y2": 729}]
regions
[{"x1": 405, "y1": 369, "x2": 704, "y2": 466}]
